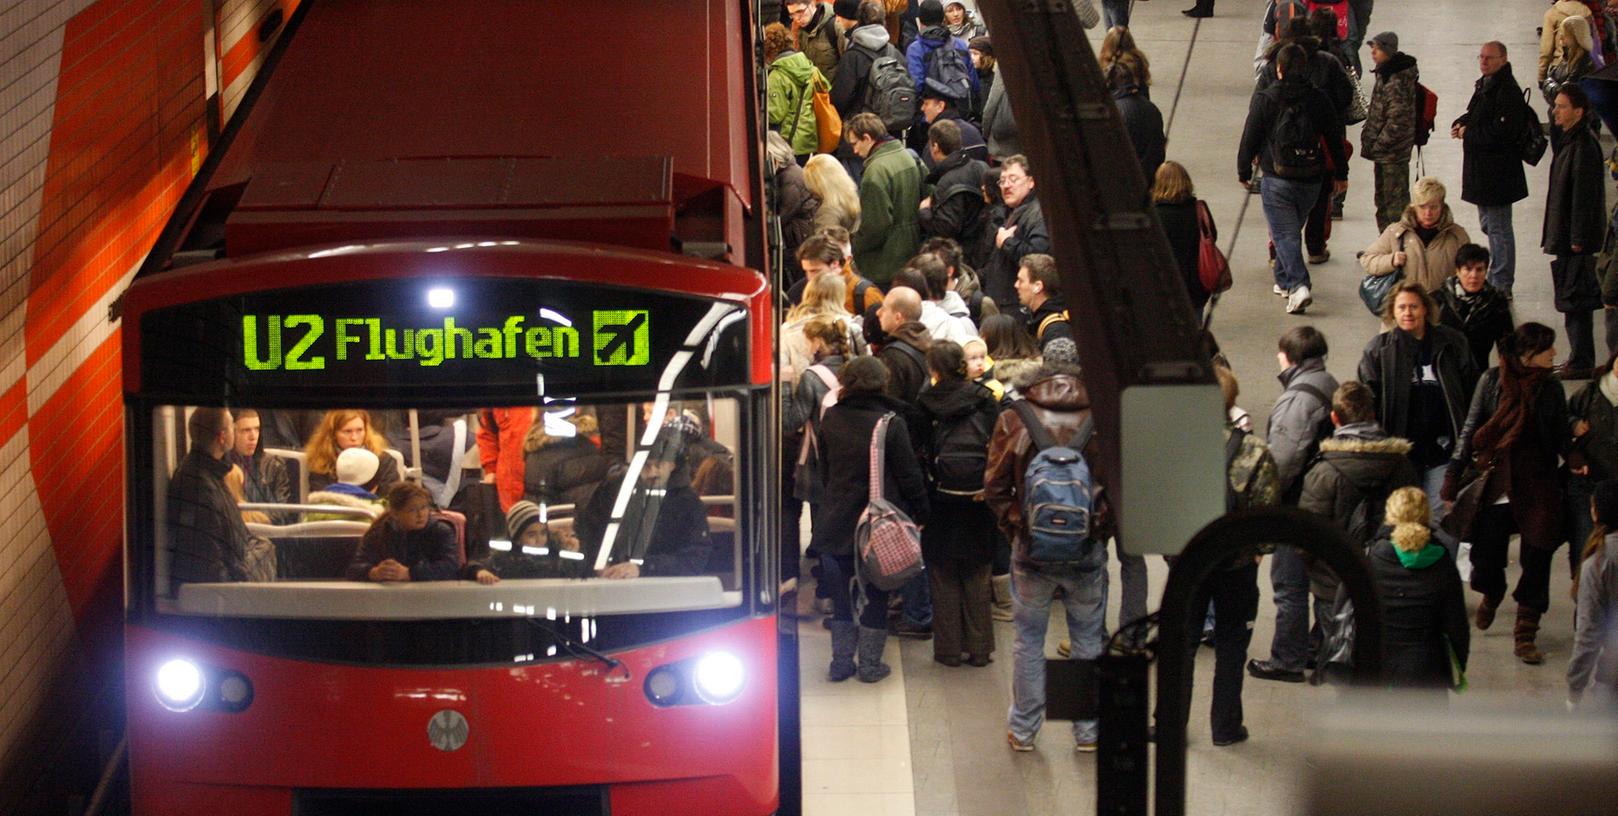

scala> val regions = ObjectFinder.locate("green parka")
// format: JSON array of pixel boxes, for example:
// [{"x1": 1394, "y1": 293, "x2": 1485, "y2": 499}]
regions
[
  {"x1": 852, "y1": 138, "x2": 923, "y2": 286},
  {"x1": 768, "y1": 51, "x2": 822, "y2": 157}
]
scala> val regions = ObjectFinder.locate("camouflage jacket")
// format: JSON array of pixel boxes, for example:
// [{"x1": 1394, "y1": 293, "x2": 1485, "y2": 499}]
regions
[{"x1": 1226, "y1": 425, "x2": 1281, "y2": 563}]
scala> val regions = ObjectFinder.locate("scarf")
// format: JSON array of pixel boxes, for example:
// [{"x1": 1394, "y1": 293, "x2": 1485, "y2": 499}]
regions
[
  {"x1": 1601, "y1": 369, "x2": 1618, "y2": 407},
  {"x1": 1447, "y1": 276, "x2": 1485, "y2": 318},
  {"x1": 1471, "y1": 363, "x2": 1553, "y2": 464}
]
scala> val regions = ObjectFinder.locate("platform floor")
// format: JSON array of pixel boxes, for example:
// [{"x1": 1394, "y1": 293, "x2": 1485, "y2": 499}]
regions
[{"x1": 800, "y1": 1, "x2": 1581, "y2": 813}]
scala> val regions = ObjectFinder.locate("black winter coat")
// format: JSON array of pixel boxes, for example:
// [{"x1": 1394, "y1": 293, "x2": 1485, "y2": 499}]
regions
[
  {"x1": 1369, "y1": 539, "x2": 1469, "y2": 689},
  {"x1": 980, "y1": 194, "x2": 1050, "y2": 305},
  {"x1": 1447, "y1": 368, "x2": 1575, "y2": 550},
  {"x1": 523, "y1": 437, "x2": 612, "y2": 509},
  {"x1": 167, "y1": 450, "x2": 261, "y2": 591},
  {"x1": 777, "y1": 163, "x2": 820, "y2": 282},
  {"x1": 1237, "y1": 75, "x2": 1349, "y2": 182},
  {"x1": 1569, "y1": 377, "x2": 1618, "y2": 481},
  {"x1": 1113, "y1": 87, "x2": 1165, "y2": 183},
  {"x1": 1154, "y1": 199, "x2": 1209, "y2": 312},
  {"x1": 1256, "y1": 38, "x2": 1357, "y2": 120},
  {"x1": 346, "y1": 516, "x2": 460, "y2": 581},
  {"x1": 1297, "y1": 427, "x2": 1420, "y2": 599},
  {"x1": 575, "y1": 469, "x2": 713, "y2": 577},
  {"x1": 917, "y1": 379, "x2": 1002, "y2": 565},
  {"x1": 810, "y1": 393, "x2": 931, "y2": 558},
  {"x1": 1358, "y1": 325, "x2": 1478, "y2": 450},
  {"x1": 228, "y1": 448, "x2": 293, "y2": 518},
  {"x1": 920, "y1": 150, "x2": 988, "y2": 243},
  {"x1": 1454, "y1": 63, "x2": 1532, "y2": 206},
  {"x1": 1543, "y1": 119, "x2": 1606, "y2": 256},
  {"x1": 1433, "y1": 278, "x2": 1515, "y2": 373}
]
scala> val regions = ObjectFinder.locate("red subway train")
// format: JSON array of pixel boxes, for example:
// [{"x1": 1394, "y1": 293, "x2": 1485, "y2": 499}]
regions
[{"x1": 120, "y1": 1, "x2": 790, "y2": 814}]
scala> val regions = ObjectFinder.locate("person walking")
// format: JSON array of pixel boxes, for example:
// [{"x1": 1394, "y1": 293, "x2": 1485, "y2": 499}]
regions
[
  {"x1": 1568, "y1": 359, "x2": 1618, "y2": 565},
  {"x1": 1434, "y1": 244, "x2": 1515, "y2": 374},
  {"x1": 1568, "y1": 479, "x2": 1618, "y2": 710},
  {"x1": 1152, "y1": 161, "x2": 1215, "y2": 314},
  {"x1": 1443, "y1": 323, "x2": 1580, "y2": 665},
  {"x1": 1452, "y1": 41, "x2": 1534, "y2": 297},
  {"x1": 1544, "y1": 84, "x2": 1607, "y2": 379},
  {"x1": 1360, "y1": 31, "x2": 1419, "y2": 232},
  {"x1": 1369, "y1": 487, "x2": 1470, "y2": 694},
  {"x1": 1239, "y1": 44, "x2": 1349, "y2": 315},
  {"x1": 1359, "y1": 176, "x2": 1473, "y2": 295}
]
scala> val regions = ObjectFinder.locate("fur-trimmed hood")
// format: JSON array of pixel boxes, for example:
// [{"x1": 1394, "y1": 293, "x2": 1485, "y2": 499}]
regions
[
  {"x1": 307, "y1": 490, "x2": 382, "y2": 512},
  {"x1": 1318, "y1": 436, "x2": 1413, "y2": 457}
]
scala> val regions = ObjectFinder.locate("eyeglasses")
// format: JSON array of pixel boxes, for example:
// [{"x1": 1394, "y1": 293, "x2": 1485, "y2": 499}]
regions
[{"x1": 999, "y1": 174, "x2": 1029, "y2": 187}]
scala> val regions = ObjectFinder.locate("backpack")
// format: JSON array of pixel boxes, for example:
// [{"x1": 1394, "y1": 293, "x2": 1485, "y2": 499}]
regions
[
  {"x1": 930, "y1": 405, "x2": 992, "y2": 496},
  {"x1": 1520, "y1": 87, "x2": 1550, "y2": 166},
  {"x1": 860, "y1": 43, "x2": 919, "y2": 132},
  {"x1": 1412, "y1": 81, "x2": 1438, "y2": 148},
  {"x1": 1011, "y1": 400, "x2": 1104, "y2": 569},
  {"x1": 1270, "y1": 0, "x2": 1310, "y2": 35},
  {"x1": 1268, "y1": 96, "x2": 1326, "y2": 179},
  {"x1": 1225, "y1": 428, "x2": 1256, "y2": 512},
  {"x1": 854, "y1": 413, "x2": 926, "y2": 590},
  {"x1": 924, "y1": 40, "x2": 975, "y2": 112},
  {"x1": 1278, "y1": 380, "x2": 1336, "y2": 504},
  {"x1": 1302, "y1": 0, "x2": 1350, "y2": 39},
  {"x1": 885, "y1": 340, "x2": 929, "y2": 400},
  {"x1": 1035, "y1": 310, "x2": 1070, "y2": 343}
]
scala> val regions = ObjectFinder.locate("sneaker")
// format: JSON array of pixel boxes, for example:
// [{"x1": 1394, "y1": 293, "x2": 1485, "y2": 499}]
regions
[
  {"x1": 1307, "y1": 250, "x2": 1330, "y2": 264},
  {"x1": 1007, "y1": 731, "x2": 1035, "y2": 752},
  {"x1": 1246, "y1": 659, "x2": 1306, "y2": 683},
  {"x1": 1056, "y1": 639, "x2": 1072, "y2": 658},
  {"x1": 1286, "y1": 285, "x2": 1312, "y2": 314},
  {"x1": 1272, "y1": 284, "x2": 1287, "y2": 297},
  {"x1": 1075, "y1": 738, "x2": 1098, "y2": 753}
]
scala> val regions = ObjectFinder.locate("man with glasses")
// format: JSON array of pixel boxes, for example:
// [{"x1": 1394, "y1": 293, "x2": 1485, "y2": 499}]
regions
[
  {"x1": 1452, "y1": 41, "x2": 1533, "y2": 298},
  {"x1": 784, "y1": 1, "x2": 845, "y2": 82},
  {"x1": 981, "y1": 155, "x2": 1051, "y2": 312}
]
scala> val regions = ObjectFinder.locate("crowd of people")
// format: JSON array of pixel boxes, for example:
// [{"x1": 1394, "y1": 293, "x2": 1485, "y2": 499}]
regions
[{"x1": 764, "y1": 0, "x2": 1618, "y2": 755}]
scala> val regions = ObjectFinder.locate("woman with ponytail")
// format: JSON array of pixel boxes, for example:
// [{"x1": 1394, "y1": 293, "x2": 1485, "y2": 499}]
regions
[
  {"x1": 1371, "y1": 487, "x2": 1470, "y2": 691},
  {"x1": 1443, "y1": 323, "x2": 1581, "y2": 664},
  {"x1": 1568, "y1": 479, "x2": 1618, "y2": 709},
  {"x1": 916, "y1": 340, "x2": 1002, "y2": 667}
]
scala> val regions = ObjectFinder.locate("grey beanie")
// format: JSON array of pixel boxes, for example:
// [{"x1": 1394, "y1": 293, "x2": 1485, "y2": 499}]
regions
[{"x1": 1368, "y1": 31, "x2": 1398, "y2": 53}]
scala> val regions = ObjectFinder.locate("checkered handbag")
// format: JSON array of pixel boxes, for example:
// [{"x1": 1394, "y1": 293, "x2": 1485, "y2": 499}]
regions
[{"x1": 854, "y1": 413, "x2": 924, "y2": 591}]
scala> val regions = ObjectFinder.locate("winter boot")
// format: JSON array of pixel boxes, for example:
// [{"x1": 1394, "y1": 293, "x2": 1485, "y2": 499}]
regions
[
  {"x1": 991, "y1": 574, "x2": 1015, "y2": 622},
  {"x1": 828, "y1": 621, "x2": 859, "y2": 682},
  {"x1": 1513, "y1": 608, "x2": 1545, "y2": 665},
  {"x1": 1474, "y1": 595, "x2": 1501, "y2": 631},
  {"x1": 856, "y1": 626, "x2": 892, "y2": 683}
]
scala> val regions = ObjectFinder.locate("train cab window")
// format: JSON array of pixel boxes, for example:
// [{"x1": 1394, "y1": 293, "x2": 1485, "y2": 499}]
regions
[{"x1": 147, "y1": 397, "x2": 746, "y2": 621}]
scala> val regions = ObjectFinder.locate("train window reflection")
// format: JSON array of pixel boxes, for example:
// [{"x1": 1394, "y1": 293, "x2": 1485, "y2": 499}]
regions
[{"x1": 150, "y1": 398, "x2": 744, "y2": 619}]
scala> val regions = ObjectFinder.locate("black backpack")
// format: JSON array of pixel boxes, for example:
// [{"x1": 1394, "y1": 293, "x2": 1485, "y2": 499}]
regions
[
  {"x1": 860, "y1": 43, "x2": 919, "y2": 132},
  {"x1": 930, "y1": 407, "x2": 993, "y2": 496},
  {"x1": 924, "y1": 40, "x2": 974, "y2": 111},
  {"x1": 1268, "y1": 95, "x2": 1326, "y2": 179}
]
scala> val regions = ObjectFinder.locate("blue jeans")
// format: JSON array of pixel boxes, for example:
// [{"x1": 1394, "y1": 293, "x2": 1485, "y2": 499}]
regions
[
  {"x1": 1477, "y1": 203, "x2": 1515, "y2": 293},
  {"x1": 900, "y1": 570, "x2": 933, "y2": 629},
  {"x1": 1008, "y1": 566, "x2": 1108, "y2": 744},
  {"x1": 1261, "y1": 175, "x2": 1321, "y2": 292},
  {"x1": 1420, "y1": 463, "x2": 1448, "y2": 529},
  {"x1": 1103, "y1": 0, "x2": 1130, "y2": 29},
  {"x1": 1265, "y1": 546, "x2": 1311, "y2": 672}
]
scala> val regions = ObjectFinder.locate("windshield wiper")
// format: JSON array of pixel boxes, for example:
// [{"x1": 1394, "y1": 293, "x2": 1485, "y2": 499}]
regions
[{"x1": 527, "y1": 618, "x2": 629, "y2": 680}]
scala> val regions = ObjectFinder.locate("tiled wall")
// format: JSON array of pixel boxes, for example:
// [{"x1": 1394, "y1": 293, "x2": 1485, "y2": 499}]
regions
[{"x1": 0, "y1": 0, "x2": 288, "y2": 810}]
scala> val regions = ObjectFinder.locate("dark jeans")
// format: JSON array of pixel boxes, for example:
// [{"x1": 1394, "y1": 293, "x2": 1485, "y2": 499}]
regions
[
  {"x1": 1181, "y1": 562, "x2": 1260, "y2": 742},
  {"x1": 900, "y1": 569, "x2": 933, "y2": 628},
  {"x1": 823, "y1": 553, "x2": 892, "y2": 629},
  {"x1": 1566, "y1": 475, "x2": 1599, "y2": 579},
  {"x1": 782, "y1": 494, "x2": 802, "y2": 584},
  {"x1": 1305, "y1": 175, "x2": 1335, "y2": 256},
  {"x1": 1103, "y1": 0, "x2": 1130, "y2": 28},
  {"x1": 1468, "y1": 504, "x2": 1560, "y2": 614},
  {"x1": 1553, "y1": 253, "x2": 1600, "y2": 369},
  {"x1": 1266, "y1": 546, "x2": 1312, "y2": 672}
]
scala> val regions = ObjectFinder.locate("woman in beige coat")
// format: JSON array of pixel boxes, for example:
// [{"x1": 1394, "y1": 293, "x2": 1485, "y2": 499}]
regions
[{"x1": 1360, "y1": 176, "x2": 1473, "y2": 294}]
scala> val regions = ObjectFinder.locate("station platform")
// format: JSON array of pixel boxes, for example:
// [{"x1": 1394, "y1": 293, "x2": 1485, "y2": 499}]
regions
[{"x1": 799, "y1": 1, "x2": 1579, "y2": 813}]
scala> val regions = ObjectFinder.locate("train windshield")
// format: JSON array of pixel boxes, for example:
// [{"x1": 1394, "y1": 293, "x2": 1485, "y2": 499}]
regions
[{"x1": 147, "y1": 398, "x2": 749, "y2": 619}]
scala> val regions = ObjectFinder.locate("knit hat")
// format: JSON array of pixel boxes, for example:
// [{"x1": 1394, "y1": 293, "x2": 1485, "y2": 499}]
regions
[
  {"x1": 1595, "y1": 480, "x2": 1618, "y2": 528},
  {"x1": 1043, "y1": 337, "x2": 1080, "y2": 365},
  {"x1": 968, "y1": 35, "x2": 992, "y2": 56},
  {"x1": 335, "y1": 447, "x2": 380, "y2": 486},
  {"x1": 833, "y1": 0, "x2": 861, "y2": 19},
  {"x1": 505, "y1": 500, "x2": 543, "y2": 541},
  {"x1": 1368, "y1": 31, "x2": 1398, "y2": 53},
  {"x1": 650, "y1": 415, "x2": 704, "y2": 465},
  {"x1": 919, "y1": 0, "x2": 945, "y2": 26}
]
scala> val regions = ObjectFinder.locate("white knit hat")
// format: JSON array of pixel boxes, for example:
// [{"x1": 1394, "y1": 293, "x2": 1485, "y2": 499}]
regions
[{"x1": 336, "y1": 447, "x2": 380, "y2": 486}]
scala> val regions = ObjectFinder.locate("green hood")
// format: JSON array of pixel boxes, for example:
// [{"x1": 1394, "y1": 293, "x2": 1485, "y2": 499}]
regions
[
  {"x1": 1395, "y1": 542, "x2": 1445, "y2": 570},
  {"x1": 772, "y1": 51, "x2": 817, "y2": 86}
]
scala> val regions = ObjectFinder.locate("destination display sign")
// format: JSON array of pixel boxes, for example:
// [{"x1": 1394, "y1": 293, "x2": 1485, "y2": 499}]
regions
[{"x1": 138, "y1": 278, "x2": 748, "y2": 404}]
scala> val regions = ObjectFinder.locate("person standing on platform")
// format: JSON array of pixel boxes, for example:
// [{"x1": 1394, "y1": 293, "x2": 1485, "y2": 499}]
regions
[
  {"x1": 1361, "y1": 31, "x2": 1418, "y2": 232},
  {"x1": 845, "y1": 112, "x2": 924, "y2": 287},
  {"x1": 981, "y1": 154, "x2": 1050, "y2": 309},
  {"x1": 1452, "y1": 41, "x2": 1533, "y2": 297},
  {"x1": 1543, "y1": 84, "x2": 1606, "y2": 380}
]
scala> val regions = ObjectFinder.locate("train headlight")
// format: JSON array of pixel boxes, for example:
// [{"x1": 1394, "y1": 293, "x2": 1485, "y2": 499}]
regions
[
  {"x1": 154, "y1": 659, "x2": 205, "y2": 712},
  {"x1": 692, "y1": 651, "x2": 745, "y2": 705}
]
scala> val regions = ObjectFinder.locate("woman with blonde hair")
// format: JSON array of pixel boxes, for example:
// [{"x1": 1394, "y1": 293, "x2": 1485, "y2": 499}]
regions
[
  {"x1": 305, "y1": 409, "x2": 400, "y2": 493},
  {"x1": 1359, "y1": 176, "x2": 1472, "y2": 294},
  {"x1": 1369, "y1": 486, "x2": 1469, "y2": 691},
  {"x1": 782, "y1": 272, "x2": 865, "y2": 384},
  {"x1": 1152, "y1": 160, "x2": 1216, "y2": 312},
  {"x1": 1099, "y1": 26, "x2": 1151, "y2": 95},
  {"x1": 804, "y1": 154, "x2": 860, "y2": 234}
]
